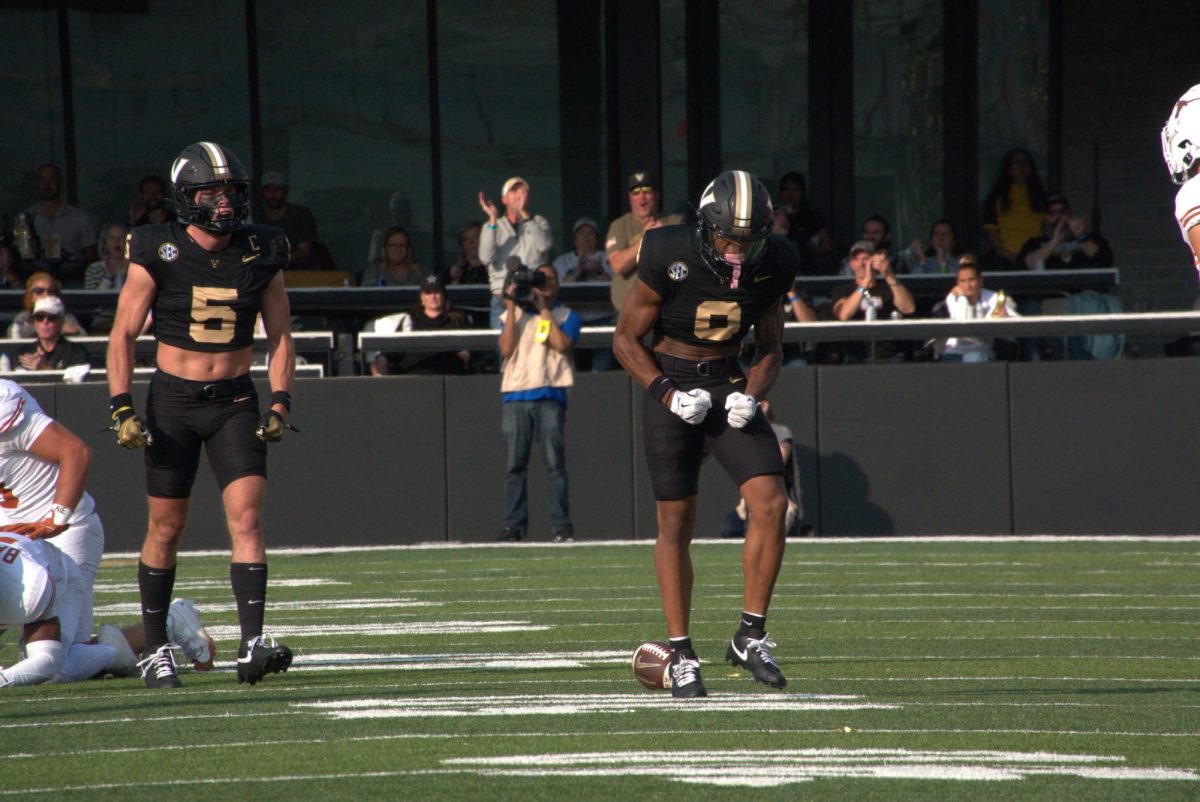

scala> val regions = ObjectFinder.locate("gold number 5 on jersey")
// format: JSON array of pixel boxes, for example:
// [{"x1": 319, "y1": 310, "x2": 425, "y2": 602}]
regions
[{"x1": 189, "y1": 286, "x2": 239, "y2": 344}]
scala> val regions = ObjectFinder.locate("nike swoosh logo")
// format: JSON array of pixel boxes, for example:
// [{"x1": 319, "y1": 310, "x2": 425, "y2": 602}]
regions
[
  {"x1": 147, "y1": 571, "x2": 169, "y2": 576},
  {"x1": 248, "y1": 566, "x2": 265, "y2": 571},
  {"x1": 233, "y1": 395, "x2": 252, "y2": 403},
  {"x1": 634, "y1": 659, "x2": 665, "y2": 670},
  {"x1": 754, "y1": 274, "x2": 773, "y2": 283},
  {"x1": 242, "y1": 254, "x2": 258, "y2": 263},
  {"x1": 247, "y1": 599, "x2": 264, "y2": 605},
  {"x1": 145, "y1": 608, "x2": 165, "y2": 614},
  {"x1": 730, "y1": 641, "x2": 749, "y2": 661}
]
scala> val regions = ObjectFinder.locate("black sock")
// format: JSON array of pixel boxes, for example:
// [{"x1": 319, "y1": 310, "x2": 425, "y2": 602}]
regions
[
  {"x1": 138, "y1": 561, "x2": 176, "y2": 651},
  {"x1": 738, "y1": 611, "x2": 767, "y2": 640},
  {"x1": 668, "y1": 636, "x2": 694, "y2": 658},
  {"x1": 231, "y1": 562, "x2": 268, "y2": 649}
]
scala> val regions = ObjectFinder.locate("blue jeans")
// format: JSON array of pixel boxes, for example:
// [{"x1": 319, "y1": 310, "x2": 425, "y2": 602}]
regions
[{"x1": 501, "y1": 399, "x2": 570, "y2": 533}]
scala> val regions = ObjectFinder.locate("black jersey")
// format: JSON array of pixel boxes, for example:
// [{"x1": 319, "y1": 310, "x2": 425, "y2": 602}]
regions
[
  {"x1": 636, "y1": 225, "x2": 799, "y2": 346},
  {"x1": 126, "y1": 222, "x2": 288, "y2": 352}
]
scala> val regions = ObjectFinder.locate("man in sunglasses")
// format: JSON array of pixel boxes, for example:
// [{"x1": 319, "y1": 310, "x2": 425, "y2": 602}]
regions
[
  {"x1": 607, "y1": 171, "x2": 684, "y2": 316},
  {"x1": 12, "y1": 295, "x2": 89, "y2": 373}
]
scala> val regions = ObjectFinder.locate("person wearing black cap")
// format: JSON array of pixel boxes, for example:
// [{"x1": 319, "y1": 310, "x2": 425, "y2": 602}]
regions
[
  {"x1": 258, "y1": 171, "x2": 319, "y2": 267},
  {"x1": 1017, "y1": 194, "x2": 1113, "y2": 271},
  {"x1": 371, "y1": 273, "x2": 469, "y2": 376},
  {"x1": 606, "y1": 171, "x2": 683, "y2": 315}
]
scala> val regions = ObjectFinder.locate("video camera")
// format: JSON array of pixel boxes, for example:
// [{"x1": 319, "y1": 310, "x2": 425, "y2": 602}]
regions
[{"x1": 507, "y1": 262, "x2": 547, "y2": 303}]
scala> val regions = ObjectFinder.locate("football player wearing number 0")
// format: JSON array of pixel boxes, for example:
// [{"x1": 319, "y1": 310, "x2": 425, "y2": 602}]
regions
[
  {"x1": 106, "y1": 141, "x2": 294, "y2": 689},
  {"x1": 613, "y1": 170, "x2": 800, "y2": 698}
]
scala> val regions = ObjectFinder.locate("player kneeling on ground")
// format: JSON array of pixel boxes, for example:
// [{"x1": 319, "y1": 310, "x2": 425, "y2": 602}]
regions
[{"x1": 613, "y1": 170, "x2": 800, "y2": 698}]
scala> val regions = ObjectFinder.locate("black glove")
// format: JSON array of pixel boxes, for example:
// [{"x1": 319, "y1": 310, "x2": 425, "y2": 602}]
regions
[
  {"x1": 256, "y1": 410, "x2": 285, "y2": 443},
  {"x1": 111, "y1": 404, "x2": 152, "y2": 449}
]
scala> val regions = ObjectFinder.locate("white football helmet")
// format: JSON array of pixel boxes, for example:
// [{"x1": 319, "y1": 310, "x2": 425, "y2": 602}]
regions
[{"x1": 1162, "y1": 84, "x2": 1200, "y2": 184}]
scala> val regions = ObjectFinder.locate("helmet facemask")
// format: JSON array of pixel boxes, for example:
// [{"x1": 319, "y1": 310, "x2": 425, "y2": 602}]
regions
[
  {"x1": 697, "y1": 211, "x2": 772, "y2": 289},
  {"x1": 182, "y1": 183, "x2": 251, "y2": 234}
]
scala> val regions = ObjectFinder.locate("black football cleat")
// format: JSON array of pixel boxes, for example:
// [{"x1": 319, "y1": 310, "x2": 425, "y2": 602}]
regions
[
  {"x1": 726, "y1": 632, "x2": 788, "y2": 688},
  {"x1": 237, "y1": 635, "x2": 293, "y2": 685},
  {"x1": 137, "y1": 643, "x2": 182, "y2": 689},
  {"x1": 669, "y1": 653, "x2": 708, "y2": 698}
]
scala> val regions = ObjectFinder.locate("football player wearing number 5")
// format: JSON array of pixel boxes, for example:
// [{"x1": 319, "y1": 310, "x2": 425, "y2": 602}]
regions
[
  {"x1": 613, "y1": 170, "x2": 800, "y2": 698},
  {"x1": 106, "y1": 141, "x2": 295, "y2": 689}
]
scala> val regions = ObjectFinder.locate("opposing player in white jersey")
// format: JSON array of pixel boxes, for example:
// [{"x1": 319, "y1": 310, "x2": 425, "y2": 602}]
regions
[
  {"x1": 0, "y1": 380, "x2": 215, "y2": 684},
  {"x1": 1162, "y1": 83, "x2": 1200, "y2": 269},
  {"x1": 0, "y1": 533, "x2": 117, "y2": 686},
  {"x1": 0, "y1": 379, "x2": 104, "y2": 641}
]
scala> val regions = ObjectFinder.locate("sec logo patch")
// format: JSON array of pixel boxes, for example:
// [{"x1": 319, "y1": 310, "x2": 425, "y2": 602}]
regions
[
  {"x1": 667, "y1": 261, "x2": 688, "y2": 281},
  {"x1": 158, "y1": 243, "x2": 179, "y2": 262}
]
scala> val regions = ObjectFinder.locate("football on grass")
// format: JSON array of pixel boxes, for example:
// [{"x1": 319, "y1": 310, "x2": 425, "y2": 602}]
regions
[{"x1": 632, "y1": 641, "x2": 672, "y2": 690}]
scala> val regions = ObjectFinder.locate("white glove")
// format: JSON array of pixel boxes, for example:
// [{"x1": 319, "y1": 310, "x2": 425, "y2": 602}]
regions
[
  {"x1": 725, "y1": 392, "x2": 757, "y2": 428},
  {"x1": 668, "y1": 388, "x2": 712, "y2": 425}
]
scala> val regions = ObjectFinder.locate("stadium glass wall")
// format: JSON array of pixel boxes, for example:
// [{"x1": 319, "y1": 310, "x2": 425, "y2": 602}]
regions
[{"x1": 1, "y1": 0, "x2": 1048, "y2": 276}]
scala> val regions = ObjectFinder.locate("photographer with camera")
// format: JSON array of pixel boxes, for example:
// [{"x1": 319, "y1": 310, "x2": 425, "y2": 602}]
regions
[
  {"x1": 828, "y1": 240, "x2": 916, "y2": 363},
  {"x1": 496, "y1": 262, "x2": 582, "y2": 543}
]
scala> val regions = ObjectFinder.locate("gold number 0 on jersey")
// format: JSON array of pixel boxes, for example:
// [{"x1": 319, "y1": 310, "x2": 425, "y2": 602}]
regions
[
  {"x1": 693, "y1": 300, "x2": 741, "y2": 341},
  {"x1": 189, "y1": 287, "x2": 239, "y2": 344}
]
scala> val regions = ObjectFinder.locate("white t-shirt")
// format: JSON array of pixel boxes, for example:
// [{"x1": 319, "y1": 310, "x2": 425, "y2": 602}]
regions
[
  {"x1": 1174, "y1": 177, "x2": 1200, "y2": 269},
  {"x1": 943, "y1": 288, "x2": 1019, "y2": 357},
  {"x1": 0, "y1": 381, "x2": 95, "y2": 526}
]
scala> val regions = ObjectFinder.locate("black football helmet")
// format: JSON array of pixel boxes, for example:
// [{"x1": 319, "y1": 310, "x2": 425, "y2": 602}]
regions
[
  {"x1": 169, "y1": 141, "x2": 251, "y2": 234},
  {"x1": 696, "y1": 169, "x2": 774, "y2": 285}
]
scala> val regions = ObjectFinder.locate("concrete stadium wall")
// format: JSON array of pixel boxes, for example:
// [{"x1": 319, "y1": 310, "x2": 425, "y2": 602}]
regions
[{"x1": 34, "y1": 358, "x2": 1200, "y2": 549}]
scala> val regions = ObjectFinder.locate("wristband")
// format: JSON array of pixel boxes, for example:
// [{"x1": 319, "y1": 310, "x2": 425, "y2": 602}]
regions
[
  {"x1": 648, "y1": 375, "x2": 678, "y2": 404},
  {"x1": 487, "y1": 223, "x2": 497, "y2": 230},
  {"x1": 787, "y1": 294, "x2": 799, "y2": 303},
  {"x1": 270, "y1": 390, "x2": 292, "y2": 412},
  {"x1": 110, "y1": 393, "x2": 133, "y2": 415},
  {"x1": 51, "y1": 504, "x2": 72, "y2": 527}
]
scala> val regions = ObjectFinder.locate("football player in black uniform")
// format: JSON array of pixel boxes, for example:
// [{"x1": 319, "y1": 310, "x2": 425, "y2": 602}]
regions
[
  {"x1": 614, "y1": 170, "x2": 799, "y2": 698},
  {"x1": 106, "y1": 142, "x2": 295, "y2": 688}
]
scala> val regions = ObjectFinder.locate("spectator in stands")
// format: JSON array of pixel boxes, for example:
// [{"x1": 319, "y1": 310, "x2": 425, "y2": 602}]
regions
[
  {"x1": 555, "y1": 217, "x2": 611, "y2": 283},
  {"x1": 371, "y1": 274, "x2": 470, "y2": 376},
  {"x1": 478, "y1": 177, "x2": 553, "y2": 329},
  {"x1": 982, "y1": 148, "x2": 1048, "y2": 269},
  {"x1": 840, "y1": 214, "x2": 895, "y2": 275},
  {"x1": 447, "y1": 221, "x2": 488, "y2": 285},
  {"x1": 83, "y1": 223, "x2": 130, "y2": 334},
  {"x1": 8, "y1": 272, "x2": 84, "y2": 339},
  {"x1": 26, "y1": 163, "x2": 96, "y2": 285},
  {"x1": 903, "y1": 219, "x2": 963, "y2": 274},
  {"x1": 0, "y1": 242, "x2": 23, "y2": 289},
  {"x1": 777, "y1": 172, "x2": 834, "y2": 274},
  {"x1": 257, "y1": 171, "x2": 319, "y2": 267},
  {"x1": 829, "y1": 241, "x2": 916, "y2": 363},
  {"x1": 361, "y1": 226, "x2": 425, "y2": 287},
  {"x1": 607, "y1": 170, "x2": 683, "y2": 315},
  {"x1": 497, "y1": 263, "x2": 581, "y2": 543},
  {"x1": 130, "y1": 176, "x2": 172, "y2": 227},
  {"x1": 1018, "y1": 194, "x2": 1114, "y2": 271},
  {"x1": 940, "y1": 256, "x2": 1019, "y2": 362},
  {"x1": 11, "y1": 295, "x2": 90, "y2": 372}
]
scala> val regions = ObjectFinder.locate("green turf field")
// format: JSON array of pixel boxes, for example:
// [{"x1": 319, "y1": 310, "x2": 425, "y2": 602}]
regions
[{"x1": 2, "y1": 537, "x2": 1197, "y2": 800}]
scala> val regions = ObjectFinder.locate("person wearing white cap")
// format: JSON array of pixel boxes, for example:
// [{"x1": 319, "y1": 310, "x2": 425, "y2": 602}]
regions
[
  {"x1": 552, "y1": 217, "x2": 611, "y2": 283},
  {"x1": 477, "y1": 176, "x2": 553, "y2": 327},
  {"x1": 12, "y1": 295, "x2": 90, "y2": 373}
]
